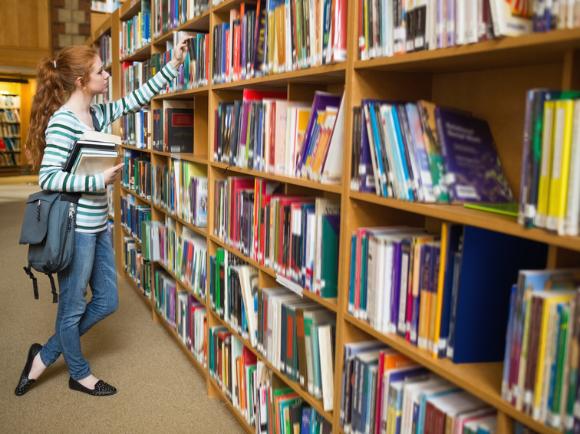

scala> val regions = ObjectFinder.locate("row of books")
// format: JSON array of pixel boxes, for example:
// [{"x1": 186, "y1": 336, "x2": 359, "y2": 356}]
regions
[
  {"x1": 502, "y1": 268, "x2": 580, "y2": 431},
  {"x1": 154, "y1": 269, "x2": 179, "y2": 327},
  {"x1": 121, "y1": 60, "x2": 154, "y2": 96},
  {"x1": 176, "y1": 287, "x2": 208, "y2": 366},
  {"x1": 152, "y1": 0, "x2": 210, "y2": 38},
  {"x1": 348, "y1": 224, "x2": 547, "y2": 363},
  {"x1": 214, "y1": 89, "x2": 344, "y2": 184},
  {"x1": 340, "y1": 341, "x2": 498, "y2": 434},
  {"x1": 122, "y1": 150, "x2": 152, "y2": 199},
  {"x1": 209, "y1": 326, "x2": 259, "y2": 425},
  {"x1": 152, "y1": 100, "x2": 194, "y2": 153},
  {"x1": 214, "y1": 177, "x2": 340, "y2": 298},
  {"x1": 0, "y1": 108, "x2": 20, "y2": 123},
  {"x1": 211, "y1": 0, "x2": 346, "y2": 84},
  {"x1": 173, "y1": 31, "x2": 210, "y2": 89},
  {"x1": 122, "y1": 108, "x2": 150, "y2": 148},
  {"x1": 254, "y1": 362, "x2": 332, "y2": 434},
  {"x1": 0, "y1": 123, "x2": 20, "y2": 138},
  {"x1": 143, "y1": 218, "x2": 207, "y2": 298},
  {"x1": 209, "y1": 248, "x2": 337, "y2": 410},
  {"x1": 0, "y1": 95, "x2": 19, "y2": 108},
  {"x1": 120, "y1": 0, "x2": 151, "y2": 59},
  {"x1": 0, "y1": 152, "x2": 18, "y2": 167},
  {"x1": 358, "y1": 0, "x2": 580, "y2": 62},
  {"x1": 0, "y1": 137, "x2": 19, "y2": 152},
  {"x1": 123, "y1": 237, "x2": 152, "y2": 297},
  {"x1": 98, "y1": 33, "x2": 112, "y2": 67},
  {"x1": 518, "y1": 90, "x2": 580, "y2": 236},
  {"x1": 120, "y1": 196, "x2": 151, "y2": 241},
  {"x1": 209, "y1": 327, "x2": 332, "y2": 433},
  {"x1": 351, "y1": 100, "x2": 513, "y2": 204},
  {"x1": 152, "y1": 158, "x2": 208, "y2": 227}
]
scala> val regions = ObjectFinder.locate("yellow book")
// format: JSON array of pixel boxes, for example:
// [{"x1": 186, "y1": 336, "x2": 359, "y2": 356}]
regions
[
  {"x1": 432, "y1": 223, "x2": 449, "y2": 357},
  {"x1": 533, "y1": 292, "x2": 575, "y2": 420},
  {"x1": 547, "y1": 99, "x2": 574, "y2": 232},
  {"x1": 535, "y1": 101, "x2": 556, "y2": 228}
]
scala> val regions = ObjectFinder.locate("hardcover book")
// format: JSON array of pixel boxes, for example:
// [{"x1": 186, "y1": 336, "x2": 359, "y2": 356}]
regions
[{"x1": 435, "y1": 107, "x2": 513, "y2": 203}]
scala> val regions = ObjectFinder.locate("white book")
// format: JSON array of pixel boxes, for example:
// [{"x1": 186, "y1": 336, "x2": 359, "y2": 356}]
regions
[
  {"x1": 318, "y1": 324, "x2": 334, "y2": 412},
  {"x1": 489, "y1": 0, "x2": 533, "y2": 36},
  {"x1": 321, "y1": 93, "x2": 345, "y2": 184},
  {"x1": 564, "y1": 100, "x2": 580, "y2": 235}
]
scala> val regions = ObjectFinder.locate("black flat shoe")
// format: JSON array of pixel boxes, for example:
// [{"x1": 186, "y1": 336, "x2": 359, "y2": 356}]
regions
[
  {"x1": 68, "y1": 377, "x2": 117, "y2": 396},
  {"x1": 14, "y1": 343, "x2": 43, "y2": 396}
]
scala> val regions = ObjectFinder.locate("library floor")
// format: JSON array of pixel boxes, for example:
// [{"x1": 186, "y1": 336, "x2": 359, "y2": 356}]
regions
[{"x1": 0, "y1": 183, "x2": 243, "y2": 433}]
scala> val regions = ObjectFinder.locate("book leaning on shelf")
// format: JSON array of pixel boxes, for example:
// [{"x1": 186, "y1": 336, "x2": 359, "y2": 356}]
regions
[
  {"x1": 64, "y1": 130, "x2": 121, "y2": 175},
  {"x1": 214, "y1": 89, "x2": 345, "y2": 184},
  {"x1": 351, "y1": 100, "x2": 513, "y2": 204}
]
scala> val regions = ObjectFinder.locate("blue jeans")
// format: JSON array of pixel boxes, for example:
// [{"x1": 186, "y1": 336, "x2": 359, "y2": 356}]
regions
[{"x1": 39, "y1": 229, "x2": 118, "y2": 381}]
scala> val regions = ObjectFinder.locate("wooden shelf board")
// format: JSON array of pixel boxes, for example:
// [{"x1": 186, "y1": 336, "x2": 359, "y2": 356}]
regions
[
  {"x1": 120, "y1": 0, "x2": 141, "y2": 20},
  {"x1": 344, "y1": 314, "x2": 560, "y2": 434},
  {"x1": 120, "y1": 44, "x2": 151, "y2": 62},
  {"x1": 354, "y1": 28, "x2": 580, "y2": 73},
  {"x1": 208, "y1": 234, "x2": 337, "y2": 312},
  {"x1": 211, "y1": 161, "x2": 342, "y2": 194},
  {"x1": 150, "y1": 200, "x2": 209, "y2": 238},
  {"x1": 121, "y1": 143, "x2": 151, "y2": 153},
  {"x1": 149, "y1": 148, "x2": 209, "y2": 164},
  {"x1": 153, "y1": 308, "x2": 208, "y2": 379},
  {"x1": 207, "y1": 376, "x2": 255, "y2": 434},
  {"x1": 120, "y1": 185, "x2": 152, "y2": 206},
  {"x1": 153, "y1": 29, "x2": 176, "y2": 46},
  {"x1": 350, "y1": 191, "x2": 580, "y2": 252},
  {"x1": 92, "y1": 15, "x2": 112, "y2": 41},
  {"x1": 153, "y1": 260, "x2": 207, "y2": 307},
  {"x1": 209, "y1": 309, "x2": 333, "y2": 422},
  {"x1": 178, "y1": 10, "x2": 211, "y2": 32},
  {"x1": 212, "y1": 62, "x2": 347, "y2": 90},
  {"x1": 212, "y1": 0, "x2": 256, "y2": 15},
  {"x1": 153, "y1": 85, "x2": 210, "y2": 100},
  {"x1": 121, "y1": 224, "x2": 142, "y2": 245}
]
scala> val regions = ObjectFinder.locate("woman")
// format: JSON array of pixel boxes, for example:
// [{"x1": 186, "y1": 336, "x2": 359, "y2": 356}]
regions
[{"x1": 15, "y1": 40, "x2": 187, "y2": 397}]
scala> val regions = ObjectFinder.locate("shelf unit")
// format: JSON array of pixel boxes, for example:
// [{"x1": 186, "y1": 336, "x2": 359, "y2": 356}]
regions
[{"x1": 94, "y1": 1, "x2": 580, "y2": 433}]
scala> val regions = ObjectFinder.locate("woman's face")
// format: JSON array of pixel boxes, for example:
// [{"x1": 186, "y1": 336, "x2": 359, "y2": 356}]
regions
[{"x1": 86, "y1": 56, "x2": 110, "y2": 95}]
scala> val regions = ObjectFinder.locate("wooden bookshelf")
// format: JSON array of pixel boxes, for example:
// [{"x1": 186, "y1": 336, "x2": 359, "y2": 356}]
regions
[{"x1": 106, "y1": 2, "x2": 580, "y2": 433}]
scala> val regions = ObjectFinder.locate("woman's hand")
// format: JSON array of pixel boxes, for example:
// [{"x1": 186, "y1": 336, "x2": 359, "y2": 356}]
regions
[
  {"x1": 104, "y1": 163, "x2": 124, "y2": 185},
  {"x1": 170, "y1": 39, "x2": 189, "y2": 68}
]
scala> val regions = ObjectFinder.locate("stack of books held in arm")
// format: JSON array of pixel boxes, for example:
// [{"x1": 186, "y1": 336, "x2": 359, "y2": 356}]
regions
[{"x1": 65, "y1": 130, "x2": 121, "y2": 175}]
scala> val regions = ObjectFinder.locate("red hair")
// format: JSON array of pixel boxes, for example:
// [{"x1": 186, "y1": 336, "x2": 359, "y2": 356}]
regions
[{"x1": 25, "y1": 45, "x2": 97, "y2": 169}]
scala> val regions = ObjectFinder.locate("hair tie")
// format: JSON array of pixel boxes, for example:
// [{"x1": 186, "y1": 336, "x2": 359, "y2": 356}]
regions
[{"x1": 52, "y1": 60, "x2": 57, "y2": 69}]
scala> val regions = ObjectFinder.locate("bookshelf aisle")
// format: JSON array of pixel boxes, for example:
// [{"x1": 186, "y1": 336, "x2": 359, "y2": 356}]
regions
[{"x1": 94, "y1": 1, "x2": 580, "y2": 433}]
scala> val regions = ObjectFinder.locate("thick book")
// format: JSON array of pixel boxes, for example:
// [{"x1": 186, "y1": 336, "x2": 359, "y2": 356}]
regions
[
  {"x1": 449, "y1": 226, "x2": 547, "y2": 363},
  {"x1": 63, "y1": 131, "x2": 120, "y2": 174},
  {"x1": 435, "y1": 107, "x2": 513, "y2": 203},
  {"x1": 163, "y1": 100, "x2": 194, "y2": 153}
]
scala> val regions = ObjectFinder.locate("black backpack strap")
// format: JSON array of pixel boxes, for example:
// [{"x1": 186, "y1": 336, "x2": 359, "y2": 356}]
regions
[
  {"x1": 47, "y1": 274, "x2": 58, "y2": 303},
  {"x1": 90, "y1": 107, "x2": 101, "y2": 132},
  {"x1": 23, "y1": 265, "x2": 39, "y2": 300}
]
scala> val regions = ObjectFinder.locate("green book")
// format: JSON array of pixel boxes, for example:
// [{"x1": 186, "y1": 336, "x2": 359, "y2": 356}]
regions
[{"x1": 463, "y1": 202, "x2": 519, "y2": 218}]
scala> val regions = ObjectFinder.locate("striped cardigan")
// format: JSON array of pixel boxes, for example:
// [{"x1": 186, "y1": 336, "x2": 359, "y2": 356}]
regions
[{"x1": 39, "y1": 62, "x2": 177, "y2": 233}]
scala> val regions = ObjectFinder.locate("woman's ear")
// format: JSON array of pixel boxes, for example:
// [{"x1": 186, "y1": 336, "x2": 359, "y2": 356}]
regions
[{"x1": 75, "y1": 76, "x2": 85, "y2": 90}]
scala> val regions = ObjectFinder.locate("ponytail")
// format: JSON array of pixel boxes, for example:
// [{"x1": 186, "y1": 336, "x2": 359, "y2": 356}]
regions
[{"x1": 25, "y1": 46, "x2": 97, "y2": 169}]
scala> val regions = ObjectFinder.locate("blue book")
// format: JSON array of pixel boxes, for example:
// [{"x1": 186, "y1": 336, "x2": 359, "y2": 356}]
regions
[
  {"x1": 300, "y1": 407, "x2": 311, "y2": 434},
  {"x1": 450, "y1": 226, "x2": 547, "y2": 363}
]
